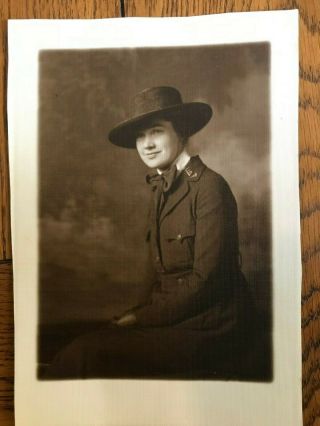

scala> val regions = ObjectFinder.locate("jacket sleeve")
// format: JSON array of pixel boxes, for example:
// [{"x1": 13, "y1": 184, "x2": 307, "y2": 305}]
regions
[{"x1": 134, "y1": 177, "x2": 229, "y2": 327}]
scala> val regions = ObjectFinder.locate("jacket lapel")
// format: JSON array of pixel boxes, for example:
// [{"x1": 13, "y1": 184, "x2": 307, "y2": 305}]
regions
[
  {"x1": 160, "y1": 177, "x2": 189, "y2": 224},
  {"x1": 150, "y1": 156, "x2": 204, "y2": 225}
]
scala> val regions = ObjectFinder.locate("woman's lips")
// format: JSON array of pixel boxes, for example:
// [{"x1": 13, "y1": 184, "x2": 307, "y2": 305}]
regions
[{"x1": 145, "y1": 151, "x2": 160, "y2": 159}]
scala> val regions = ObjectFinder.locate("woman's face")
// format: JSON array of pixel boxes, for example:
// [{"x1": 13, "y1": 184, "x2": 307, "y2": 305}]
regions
[{"x1": 135, "y1": 119, "x2": 184, "y2": 171}]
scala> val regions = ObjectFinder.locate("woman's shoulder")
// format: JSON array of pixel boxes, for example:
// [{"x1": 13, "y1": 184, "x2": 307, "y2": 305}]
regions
[{"x1": 185, "y1": 155, "x2": 231, "y2": 192}]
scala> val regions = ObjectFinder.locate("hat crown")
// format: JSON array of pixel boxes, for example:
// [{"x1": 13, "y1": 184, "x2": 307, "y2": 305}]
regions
[
  {"x1": 132, "y1": 86, "x2": 183, "y2": 116},
  {"x1": 108, "y1": 85, "x2": 213, "y2": 148}
]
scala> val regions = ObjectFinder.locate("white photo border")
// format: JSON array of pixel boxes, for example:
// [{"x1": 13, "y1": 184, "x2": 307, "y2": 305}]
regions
[{"x1": 8, "y1": 11, "x2": 301, "y2": 426}]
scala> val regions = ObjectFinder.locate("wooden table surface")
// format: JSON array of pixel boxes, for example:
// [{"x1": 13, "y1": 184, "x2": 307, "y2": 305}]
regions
[{"x1": 0, "y1": 1, "x2": 319, "y2": 425}]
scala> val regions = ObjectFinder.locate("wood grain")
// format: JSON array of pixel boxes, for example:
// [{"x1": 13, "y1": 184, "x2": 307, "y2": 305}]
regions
[
  {"x1": 0, "y1": 1, "x2": 10, "y2": 260},
  {"x1": 0, "y1": 262, "x2": 13, "y2": 426},
  {"x1": 0, "y1": 0, "x2": 319, "y2": 425}
]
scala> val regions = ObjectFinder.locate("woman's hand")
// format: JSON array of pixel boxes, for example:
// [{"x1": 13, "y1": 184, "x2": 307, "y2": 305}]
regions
[{"x1": 112, "y1": 312, "x2": 137, "y2": 327}]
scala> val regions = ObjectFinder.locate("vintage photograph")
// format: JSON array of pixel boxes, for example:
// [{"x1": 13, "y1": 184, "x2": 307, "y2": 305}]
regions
[{"x1": 37, "y1": 43, "x2": 272, "y2": 381}]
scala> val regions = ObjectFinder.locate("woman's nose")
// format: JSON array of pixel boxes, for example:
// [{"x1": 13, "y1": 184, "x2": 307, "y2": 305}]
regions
[{"x1": 144, "y1": 135, "x2": 155, "y2": 149}]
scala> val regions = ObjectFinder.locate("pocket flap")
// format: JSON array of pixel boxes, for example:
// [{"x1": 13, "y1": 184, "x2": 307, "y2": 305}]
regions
[{"x1": 164, "y1": 222, "x2": 195, "y2": 242}]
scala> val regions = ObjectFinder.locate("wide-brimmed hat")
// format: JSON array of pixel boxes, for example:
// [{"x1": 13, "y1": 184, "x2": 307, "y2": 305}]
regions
[{"x1": 108, "y1": 86, "x2": 213, "y2": 148}]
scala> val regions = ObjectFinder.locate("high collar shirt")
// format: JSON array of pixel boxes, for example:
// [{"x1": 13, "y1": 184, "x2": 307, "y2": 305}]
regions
[{"x1": 157, "y1": 149, "x2": 191, "y2": 176}]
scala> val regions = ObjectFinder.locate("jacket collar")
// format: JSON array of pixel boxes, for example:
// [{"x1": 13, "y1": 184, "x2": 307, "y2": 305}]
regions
[
  {"x1": 159, "y1": 156, "x2": 206, "y2": 223},
  {"x1": 182, "y1": 155, "x2": 206, "y2": 181}
]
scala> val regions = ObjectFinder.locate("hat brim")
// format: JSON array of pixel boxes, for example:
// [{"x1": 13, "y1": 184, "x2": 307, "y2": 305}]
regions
[{"x1": 108, "y1": 102, "x2": 213, "y2": 148}]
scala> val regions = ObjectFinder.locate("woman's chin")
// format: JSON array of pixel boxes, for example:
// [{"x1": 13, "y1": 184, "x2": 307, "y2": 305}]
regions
[{"x1": 144, "y1": 159, "x2": 169, "y2": 170}]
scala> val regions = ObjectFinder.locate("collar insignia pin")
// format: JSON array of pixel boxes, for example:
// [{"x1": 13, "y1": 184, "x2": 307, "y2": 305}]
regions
[{"x1": 185, "y1": 167, "x2": 193, "y2": 177}]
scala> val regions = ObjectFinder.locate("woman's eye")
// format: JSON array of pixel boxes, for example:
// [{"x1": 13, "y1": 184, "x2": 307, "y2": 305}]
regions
[{"x1": 151, "y1": 128, "x2": 162, "y2": 134}]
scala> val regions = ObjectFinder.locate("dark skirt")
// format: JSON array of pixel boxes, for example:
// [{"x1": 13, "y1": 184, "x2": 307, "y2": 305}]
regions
[{"x1": 44, "y1": 321, "x2": 264, "y2": 380}]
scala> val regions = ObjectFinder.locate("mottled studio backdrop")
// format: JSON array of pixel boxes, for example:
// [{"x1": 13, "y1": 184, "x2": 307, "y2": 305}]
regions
[{"x1": 39, "y1": 43, "x2": 270, "y2": 326}]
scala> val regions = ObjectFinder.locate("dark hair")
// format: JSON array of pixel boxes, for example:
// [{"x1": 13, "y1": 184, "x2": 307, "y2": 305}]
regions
[{"x1": 159, "y1": 112, "x2": 189, "y2": 142}]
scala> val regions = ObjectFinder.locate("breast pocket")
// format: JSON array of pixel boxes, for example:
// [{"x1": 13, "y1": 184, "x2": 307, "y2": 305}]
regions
[{"x1": 161, "y1": 222, "x2": 196, "y2": 271}]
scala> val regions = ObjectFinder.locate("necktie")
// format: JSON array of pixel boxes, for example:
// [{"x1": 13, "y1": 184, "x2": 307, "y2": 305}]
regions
[
  {"x1": 146, "y1": 165, "x2": 177, "y2": 217},
  {"x1": 146, "y1": 164, "x2": 177, "y2": 193}
]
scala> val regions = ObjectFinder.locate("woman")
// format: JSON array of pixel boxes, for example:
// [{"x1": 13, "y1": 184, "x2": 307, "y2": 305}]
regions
[{"x1": 48, "y1": 86, "x2": 254, "y2": 379}]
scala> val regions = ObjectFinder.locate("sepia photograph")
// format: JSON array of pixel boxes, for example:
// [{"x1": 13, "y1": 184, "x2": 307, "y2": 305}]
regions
[
  {"x1": 37, "y1": 43, "x2": 272, "y2": 381},
  {"x1": 8, "y1": 12, "x2": 301, "y2": 426}
]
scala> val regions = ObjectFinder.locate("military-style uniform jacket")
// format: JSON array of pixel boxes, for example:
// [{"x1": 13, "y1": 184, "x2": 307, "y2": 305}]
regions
[
  {"x1": 47, "y1": 155, "x2": 255, "y2": 379},
  {"x1": 134, "y1": 155, "x2": 251, "y2": 332}
]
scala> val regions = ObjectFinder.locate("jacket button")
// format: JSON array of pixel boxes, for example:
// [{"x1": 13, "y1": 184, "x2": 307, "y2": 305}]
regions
[
  {"x1": 155, "y1": 256, "x2": 160, "y2": 262},
  {"x1": 177, "y1": 234, "x2": 182, "y2": 241},
  {"x1": 177, "y1": 278, "x2": 184, "y2": 284}
]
